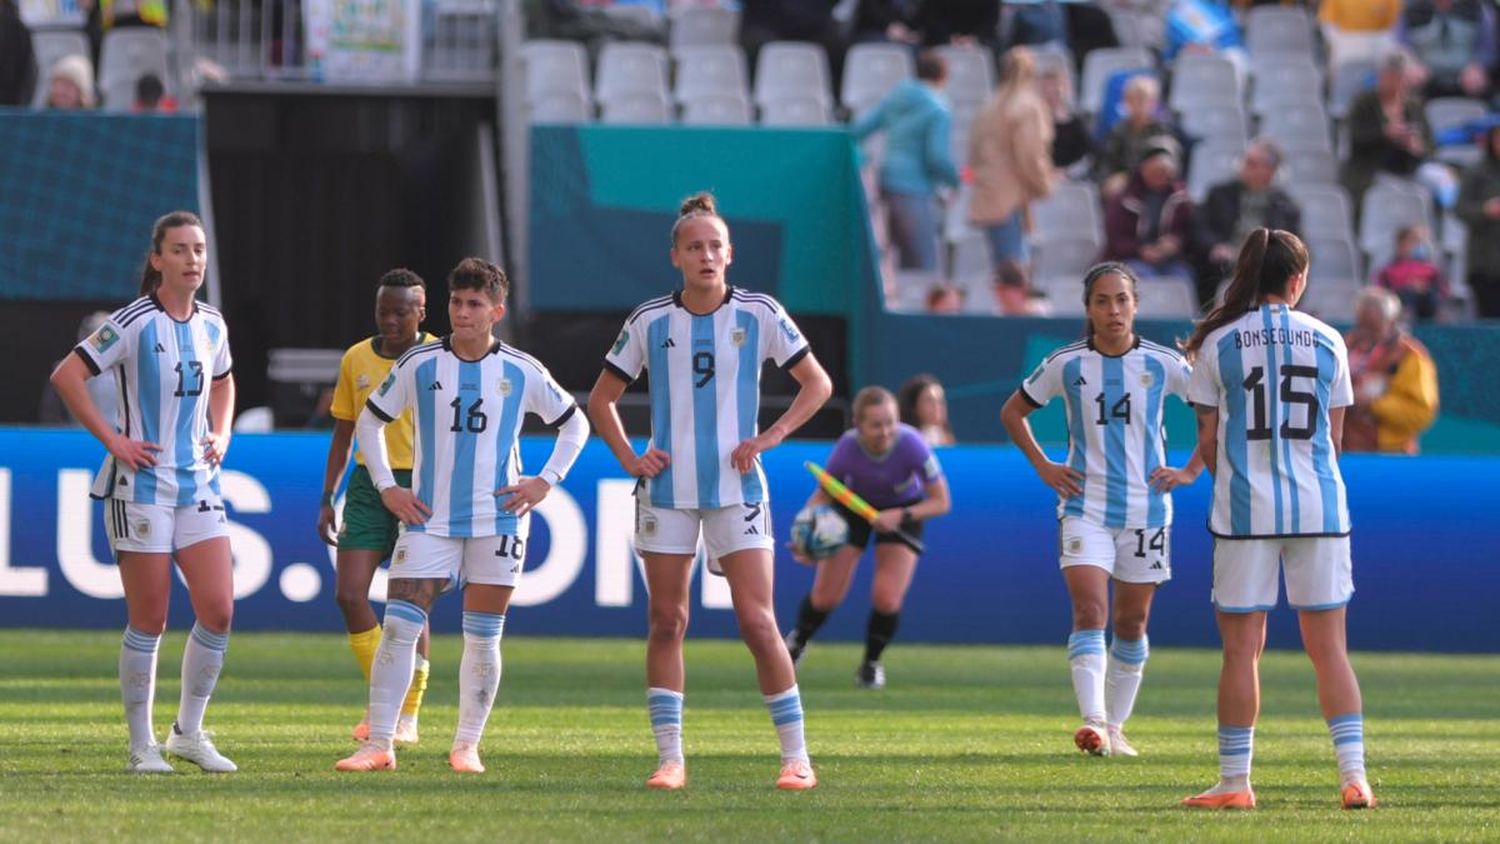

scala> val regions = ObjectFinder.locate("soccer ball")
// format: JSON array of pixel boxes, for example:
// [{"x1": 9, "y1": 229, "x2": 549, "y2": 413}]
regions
[{"x1": 791, "y1": 504, "x2": 849, "y2": 560}]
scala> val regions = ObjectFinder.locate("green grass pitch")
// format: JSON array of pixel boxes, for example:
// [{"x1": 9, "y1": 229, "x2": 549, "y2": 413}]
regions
[{"x1": 1, "y1": 630, "x2": 1497, "y2": 842}]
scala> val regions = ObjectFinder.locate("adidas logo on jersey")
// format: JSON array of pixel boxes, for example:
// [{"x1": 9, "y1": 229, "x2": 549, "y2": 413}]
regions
[
  {"x1": 1073, "y1": 376, "x2": 1088, "y2": 386},
  {"x1": 744, "y1": 525, "x2": 759, "y2": 535},
  {"x1": 1150, "y1": 561, "x2": 1164, "y2": 570},
  {"x1": 427, "y1": 381, "x2": 444, "y2": 391},
  {"x1": 660, "y1": 338, "x2": 675, "y2": 348},
  {"x1": 153, "y1": 342, "x2": 166, "y2": 354}
]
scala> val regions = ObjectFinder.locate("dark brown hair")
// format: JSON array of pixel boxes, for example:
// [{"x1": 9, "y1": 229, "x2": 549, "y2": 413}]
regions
[
  {"x1": 138, "y1": 210, "x2": 204, "y2": 296},
  {"x1": 1181, "y1": 228, "x2": 1308, "y2": 358},
  {"x1": 853, "y1": 385, "x2": 897, "y2": 424},
  {"x1": 447, "y1": 257, "x2": 508, "y2": 304},
  {"x1": 897, "y1": 374, "x2": 945, "y2": 427},
  {"x1": 1080, "y1": 262, "x2": 1139, "y2": 338},
  {"x1": 671, "y1": 191, "x2": 726, "y2": 245},
  {"x1": 915, "y1": 50, "x2": 947, "y2": 83}
]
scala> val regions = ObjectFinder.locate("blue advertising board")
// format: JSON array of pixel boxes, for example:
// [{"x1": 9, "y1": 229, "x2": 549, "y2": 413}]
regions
[{"x1": 0, "y1": 429, "x2": 1494, "y2": 652}]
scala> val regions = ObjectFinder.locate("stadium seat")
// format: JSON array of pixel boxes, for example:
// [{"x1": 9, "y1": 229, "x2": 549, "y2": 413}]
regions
[
  {"x1": 759, "y1": 95, "x2": 832, "y2": 126},
  {"x1": 753, "y1": 41, "x2": 833, "y2": 109},
  {"x1": 29, "y1": 29, "x2": 89, "y2": 108},
  {"x1": 1297, "y1": 275, "x2": 1360, "y2": 322},
  {"x1": 522, "y1": 40, "x2": 591, "y2": 105},
  {"x1": 669, "y1": 6, "x2": 739, "y2": 50},
  {"x1": 1168, "y1": 53, "x2": 1240, "y2": 112},
  {"x1": 1250, "y1": 59, "x2": 1323, "y2": 114},
  {"x1": 1080, "y1": 47, "x2": 1154, "y2": 114},
  {"x1": 1328, "y1": 58, "x2": 1376, "y2": 120},
  {"x1": 1427, "y1": 97, "x2": 1489, "y2": 167},
  {"x1": 1135, "y1": 276, "x2": 1198, "y2": 318},
  {"x1": 681, "y1": 93, "x2": 752, "y2": 126},
  {"x1": 1032, "y1": 236, "x2": 1101, "y2": 291},
  {"x1": 1359, "y1": 179, "x2": 1432, "y2": 259},
  {"x1": 1181, "y1": 103, "x2": 1249, "y2": 148},
  {"x1": 934, "y1": 44, "x2": 994, "y2": 108},
  {"x1": 600, "y1": 92, "x2": 672, "y2": 124},
  {"x1": 1258, "y1": 104, "x2": 1333, "y2": 152},
  {"x1": 1246, "y1": 6, "x2": 1315, "y2": 59},
  {"x1": 1290, "y1": 184, "x2": 1357, "y2": 241},
  {"x1": 1106, "y1": 7, "x2": 1145, "y2": 49},
  {"x1": 673, "y1": 45, "x2": 749, "y2": 103},
  {"x1": 1283, "y1": 149, "x2": 1338, "y2": 185},
  {"x1": 528, "y1": 90, "x2": 592, "y2": 123},
  {"x1": 1307, "y1": 237, "x2": 1364, "y2": 285},
  {"x1": 98, "y1": 28, "x2": 171, "y2": 112},
  {"x1": 596, "y1": 42, "x2": 670, "y2": 106},
  {"x1": 1031, "y1": 181, "x2": 1103, "y2": 247},
  {"x1": 841, "y1": 42, "x2": 914, "y2": 115},
  {"x1": 1188, "y1": 141, "x2": 1246, "y2": 202},
  {"x1": 1032, "y1": 45, "x2": 1077, "y2": 107}
]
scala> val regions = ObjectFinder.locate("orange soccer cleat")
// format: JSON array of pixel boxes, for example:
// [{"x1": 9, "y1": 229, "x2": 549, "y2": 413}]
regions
[
  {"x1": 776, "y1": 759, "x2": 817, "y2": 790},
  {"x1": 646, "y1": 761, "x2": 686, "y2": 790},
  {"x1": 1182, "y1": 786, "x2": 1257, "y2": 810},
  {"x1": 335, "y1": 745, "x2": 396, "y2": 772},
  {"x1": 449, "y1": 742, "x2": 485, "y2": 774},
  {"x1": 1074, "y1": 722, "x2": 1111, "y2": 757},
  {"x1": 1341, "y1": 780, "x2": 1377, "y2": 810}
]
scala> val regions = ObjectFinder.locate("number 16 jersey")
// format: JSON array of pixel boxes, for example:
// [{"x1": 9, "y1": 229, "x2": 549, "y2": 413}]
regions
[{"x1": 1186, "y1": 303, "x2": 1352, "y2": 539}]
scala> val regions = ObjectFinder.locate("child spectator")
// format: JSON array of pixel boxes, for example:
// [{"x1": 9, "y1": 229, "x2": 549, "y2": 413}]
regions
[{"x1": 1375, "y1": 225, "x2": 1449, "y2": 321}]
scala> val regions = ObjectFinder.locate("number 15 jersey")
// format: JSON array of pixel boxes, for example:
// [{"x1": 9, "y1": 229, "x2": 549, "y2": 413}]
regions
[
  {"x1": 1186, "y1": 303, "x2": 1352, "y2": 539},
  {"x1": 604, "y1": 287, "x2": 810, "y2": 510}
]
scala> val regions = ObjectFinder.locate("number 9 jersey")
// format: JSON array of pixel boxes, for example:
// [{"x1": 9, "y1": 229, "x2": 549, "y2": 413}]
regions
[
  {"x1": 75, "y1": 296, "x2": 233, "y2": 505},
  {"x1": 1187, "y1": 303, "x2": 1353, "y2": 539}
]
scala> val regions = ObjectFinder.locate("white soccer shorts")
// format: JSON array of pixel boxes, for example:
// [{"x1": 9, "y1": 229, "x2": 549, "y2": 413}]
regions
[
  {"x1": 390, "y1": 523, "x2": 530, "y2": 588},
  {"x1": 105, "y1": 496, "x2": 230, "y2": 555},
  {"x1": 1212, "y1": 536, "x2": 1353, "y2": 612},
  {"x1": 1058, "y1": 516, "x2": 1172, "y2": 584},
  {"x1": 634, "y1": 499, "x2": 775, "y2": 572}
]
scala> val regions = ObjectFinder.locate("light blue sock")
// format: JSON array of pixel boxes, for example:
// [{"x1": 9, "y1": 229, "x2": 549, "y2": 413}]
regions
[
  {"x1": 764, "y1": 685, "x2": 809, "y2": 763},
  {"x1": 1067, "y1": 629, "x2": 1107, "y2": 722},
  {"x1": 648, "y1": 687, "x2": 684, "y2": 764},
  {"x1": 1327, "y1": 713, "x2": 1367, "y2": 783}
]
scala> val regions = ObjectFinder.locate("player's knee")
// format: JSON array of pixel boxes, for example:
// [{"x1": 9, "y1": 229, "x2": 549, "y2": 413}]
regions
[
  {"x1": 1071, "y1": 602, "x2": 1108, "y2": 631},
  {"x1": 809, "y1": 584, "x2": 843, "y2": 611},
  {"x1": 737, "y1": 612, "x2": 781, "y2": 652},
  {"x1": 871, "y1": 590, "x2": 903, "y2": 615},
  {"x1": 1113, "y1": 614, "x2": 1147, "y2": 640},
  {"x1": 129, "y1": 615, "x2": 168, "y2": 637},
  {"x1": 334, "y1": 583, "x2": 369, "y2": 616},
  {"x1": 196, "y1": 603, "x2": 233, "y2": 634},
  {"x1": 648, "y1": 604, "x2": 689, "y2": 643}
]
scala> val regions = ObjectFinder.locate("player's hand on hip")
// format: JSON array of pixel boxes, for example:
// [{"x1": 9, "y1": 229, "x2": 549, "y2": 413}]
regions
[
  {"x1": 1149, "y1": 465, "x2": 1198, "y2": 493},
  {"x1": 317, "y1": 505, "x2": 340, "y2": 546},
  {"x1": 1038, "y1": 461, "x2": 1084, "y2": 497},
  {"x1": 496, "y1": 476, "x2": 551, "y2": 516},
  {"x1": 107, "y1": 433, "x2": 161, "y2": 471},
  {"x1": 379, "y1": 487, "x2": 431, "y2": 525},
  {"x1": 628, "y1": 447, "x2": 670, "y2": 478},
  {"x1": 871, "y1": 508, "x2": 904, "y2": 533},
  {"x1": 201, "y1": 431, "x2": 231, "y2": 467},
  {"x1": 731, "y1": 427, "x2": 784, "y2": 474}
]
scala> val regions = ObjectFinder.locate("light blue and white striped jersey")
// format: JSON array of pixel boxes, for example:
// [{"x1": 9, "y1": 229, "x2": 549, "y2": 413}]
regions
[
  {"x1": 1020, "y1": 336, "x2": 1193, "y2": 529},
  {"x1": 76, "y1": 296, "x2": 233, "y2": 506},
  {"x1": 1186, "y1": 303, "x2": 1353, "y2": 538},
  {"x1": 366, "y1": 338, "x2": 578, "y2": 538},
  {"x1": 604, "y1": 287, "x2": 810, "y2": 509}
]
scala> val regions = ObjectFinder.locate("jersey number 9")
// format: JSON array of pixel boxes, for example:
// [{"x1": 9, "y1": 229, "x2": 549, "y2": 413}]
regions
[{"x1": 693, "y1": 351, "x2": 715, "y2": 388}]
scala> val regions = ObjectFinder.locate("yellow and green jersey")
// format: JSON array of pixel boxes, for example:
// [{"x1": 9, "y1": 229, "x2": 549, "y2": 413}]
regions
[{"x1": 330, "y1": 332, "x2": 435, "y2": 470}]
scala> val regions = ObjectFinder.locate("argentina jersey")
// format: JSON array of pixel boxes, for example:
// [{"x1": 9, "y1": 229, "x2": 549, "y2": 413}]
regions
[
  {"x1": 1187, "y1": 304, "x2": 1353, "y2": 538},
  {"x1": 366, "y1": 338, "x2": 577, "y2": 538},
  {"x1": 604, "y1": 287, "x2": 810, "y2": 509},
  {"x1": 75, "y1": 296, "x2": 233, "y2": 505},
  {"x1": 1020, "y1": 337, "x2": 1193, "y2": 529}
]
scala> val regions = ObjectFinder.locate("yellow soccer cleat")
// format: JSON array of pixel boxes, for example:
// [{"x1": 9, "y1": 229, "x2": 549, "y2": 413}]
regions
[
  {"x1": 776, "y1": 759, "x2": 817, "y2": 790},
  {"x1": 646, "y1": 760, "x2": 686, "y2": 790},
  {"x1": 335, "y1": 745, "x2": 396, "y2": 772}
]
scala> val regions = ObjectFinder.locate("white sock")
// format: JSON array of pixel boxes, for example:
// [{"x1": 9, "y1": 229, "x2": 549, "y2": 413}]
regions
[
  {"x1": 1219, "y1": 724, "x2": 1254, "y2": 785},
  {"x1": 764, "y1": 685, "x2": 809, "y2": 764},
  {"x1": 1327, "y1": 714, "x2": 1367, "y2": 784},
  {"x1": 455, "y1": 611, "x2": 504, "y2": 745},
  {"x1": 368, "y1": 600, "x2": 426, "y2": 749},
  {"x1": 1105, "y1": 635, "x2": 1149, "y2": 728},
  {"x1": 120, "y1": 627, "x2": 161, "y2": 749},
  {"x1": 647, "y1": 687, "x2": 684, "y2": 765},
  {"x1": 1067, "y1": 629, "x2": 1106, "y2": 723},
  {"x1": 176, "y1": 623, "x2": 228, "y2": 735}
]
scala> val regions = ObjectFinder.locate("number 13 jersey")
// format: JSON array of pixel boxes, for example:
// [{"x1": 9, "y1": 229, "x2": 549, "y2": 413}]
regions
[
  {"x1": 604, "y1": 287, "x2": 810, "y2": 510},
  {"x1": 1187, "y1": 303, "x2": 1352, "y2": 539}
]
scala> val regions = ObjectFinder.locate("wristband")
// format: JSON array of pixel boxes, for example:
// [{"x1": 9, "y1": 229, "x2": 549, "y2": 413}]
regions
[
  {"x1": 320, "y1": 491, "x2": 334, "y2": 507},
  {"x1": 902, "y1": 507, "x2": 913, "y2": 523}
]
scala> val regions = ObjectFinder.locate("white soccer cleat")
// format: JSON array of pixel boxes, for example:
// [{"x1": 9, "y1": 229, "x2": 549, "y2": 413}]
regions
[
  {"x1": 1074, "y1": 721, "x2": 1111, "y2": 757},
  {"x1": 394, "y1": 714, "x2": 420, "y2": 746},
  {"x1": 1107, "y1": 725, "x2": 1139, "y2": 757},
  {"x1": 127, "y1": 742, "x2": 175, "y2": 774},
  {"x1": 164, "y1": 725, "x2": 238, "y2": 773}
]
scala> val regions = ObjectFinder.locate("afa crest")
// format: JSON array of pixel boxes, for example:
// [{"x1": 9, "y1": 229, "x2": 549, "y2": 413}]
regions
[
  {"x1": 498, "y1": 378, "x2": 513, "y2": 397},
  {"x1": 730, "y1": 327, "x2": 748, "y2": 347},
  {"x1": 1139, "y1": 372, "x2": 1154, "y2": 388}
]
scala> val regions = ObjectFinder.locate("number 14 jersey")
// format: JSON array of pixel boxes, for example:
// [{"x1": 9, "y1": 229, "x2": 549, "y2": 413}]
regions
[{"x1": 1186, "y1": 304, "x2": 1352, "y2": 538}]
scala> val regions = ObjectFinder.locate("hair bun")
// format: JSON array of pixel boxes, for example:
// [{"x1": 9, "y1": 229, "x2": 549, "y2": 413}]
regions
[{"x1": 679, "y1": 192, "x2": 718, "y2": 217}]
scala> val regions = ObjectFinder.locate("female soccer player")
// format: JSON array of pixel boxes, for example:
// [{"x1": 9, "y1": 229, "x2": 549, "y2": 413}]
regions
[
  {"x1": 317, "y1": 269, "x2": 436, "y2": 745},
  {"x1": 1180, "y1": 229, "x2": 1375, "y2": 810},
  {"x1": 782, "y1": 385, "x2": 951, "y2": 689},
  {"x1": 336, "y1": 258, "x2": 588, "y2": 775},
  {"x1": 49, "y1": 211, "x2": 239, "y2": 774},
  {"x1": 587, "y1": 193, "x2": 833, "y2": 791},
  {"x1": 1000, "y1": 262, "x2": 1202, "y2": 758}
]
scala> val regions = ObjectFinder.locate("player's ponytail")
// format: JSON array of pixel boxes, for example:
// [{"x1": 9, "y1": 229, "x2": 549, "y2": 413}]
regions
[
  {"x1": 671, "y1": 191, "x2": 725, "y2": 245},
  {"x1": 1181, "y1": 228, "x2": 1308, "y2": 359},
  {"x1": 137, "y1": 210, "x2": 205, "y2": 296},
  {"x1": 1079, "y1": 262, "x2": 1138, "y2": 339}
]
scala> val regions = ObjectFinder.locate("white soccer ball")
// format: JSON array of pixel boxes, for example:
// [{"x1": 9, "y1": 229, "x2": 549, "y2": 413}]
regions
[{"x1": 791, "y1": 504, "x2": 849, "y2": 560}]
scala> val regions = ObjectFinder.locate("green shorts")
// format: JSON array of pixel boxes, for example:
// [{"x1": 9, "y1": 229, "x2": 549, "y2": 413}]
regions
[{"x1": 337, "y1": 465, "x2": 412, "y2": 557}]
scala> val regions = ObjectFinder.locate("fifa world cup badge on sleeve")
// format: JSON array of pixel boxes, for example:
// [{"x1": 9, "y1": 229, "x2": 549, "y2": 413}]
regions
[
  {"x1": 377, "y1": 372, "x2": 396, "y2": 396},
  {"x1": 90, "y1": 326, "x2": 120, "y2": 353},
  {"x1": 612, "y1": 330, "x2": 629, "y2": 355}
]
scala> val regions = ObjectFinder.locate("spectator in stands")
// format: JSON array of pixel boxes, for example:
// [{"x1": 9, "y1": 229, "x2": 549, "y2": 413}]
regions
[
  {"x1": 1319, "y1": 0, "x2": 1402, "y2": 68},
  {"x1": 992, "y1": 259, "x2": 1051, "y2": 316},
  {"x1": 1397, "y1": 0, "x2": 1498, "y2": 100},
  {"x1": 1375, "y1": 224, "x2": 1450, "y2": 322},
  {"x1": 740, "y1": 0, "x2": 846, "y2": 81},
  {"x1": 916, "y1": 0, "x2": 1000, "y2": 49},
  {"x1": 524, "y1": 0, "x2": 666, "y2": 55},
  {"x1": 850, "y1": 0, "x2": 920, "y2": 47},
  {"x1": 1455, "y1": 123, "x2": 1500, "y2": 318},
  {"x1": 1005, "y1": 0, "x2": 1068, "y2": 48},
  {"x1": 1163, "y1": 0, "x2": 1247, "y2": 73},
  {"x1": 851, "y1": 51, "x2": 960, "y2": 272},
  {"x1": 133, "y1": 73, "x2": 176, "y2": 112},
  {"x1": 1103, "y1": 138, "x2": 1197, "y2": 286},
  {"x1": 38, "y1": 312, "x2": 118, "y2": 427},
  {"x1": 1195, "y1": 138, "x2": 1301, "y2": 307},
  {"x1": 968, "y1": 47, "x2": 1054, "y2": 269},
  {"x1": 1341, "y1": 50, "x2": 1431, "y2": 214},
  {"x1": 1040, "y1": 65, "x2": 1093, "y2": 177},
  {"x1": 1094, "y1": 75, "x2": 1175, "y2": 198},
  {"x1": 898, "y1": 373, "x2": 955, "y2": 446},
  {"x1": 0, "y1": 0, "x2": 35, "y2": 106},
  {"x1": 43, "y1": 54, "x2": 97, "y2": 110},
  {"x1": 1343, "y1": 287, "x2": 1440, "y2": 454},
  {"x1": 924, "y1": 282, "x2": 964, "y2": 314}
]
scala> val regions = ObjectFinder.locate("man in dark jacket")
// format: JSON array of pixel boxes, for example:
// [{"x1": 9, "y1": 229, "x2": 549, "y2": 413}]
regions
[
  {"x1": 1195, "y1": 137, "x2": 1302, "y2": 306},
  {"x1": 1103, "y1": 137, "x2": 1198, "y2": 288},
  {"x1": 0, "y1": 0, "x2": 36, "y2": 106}
]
